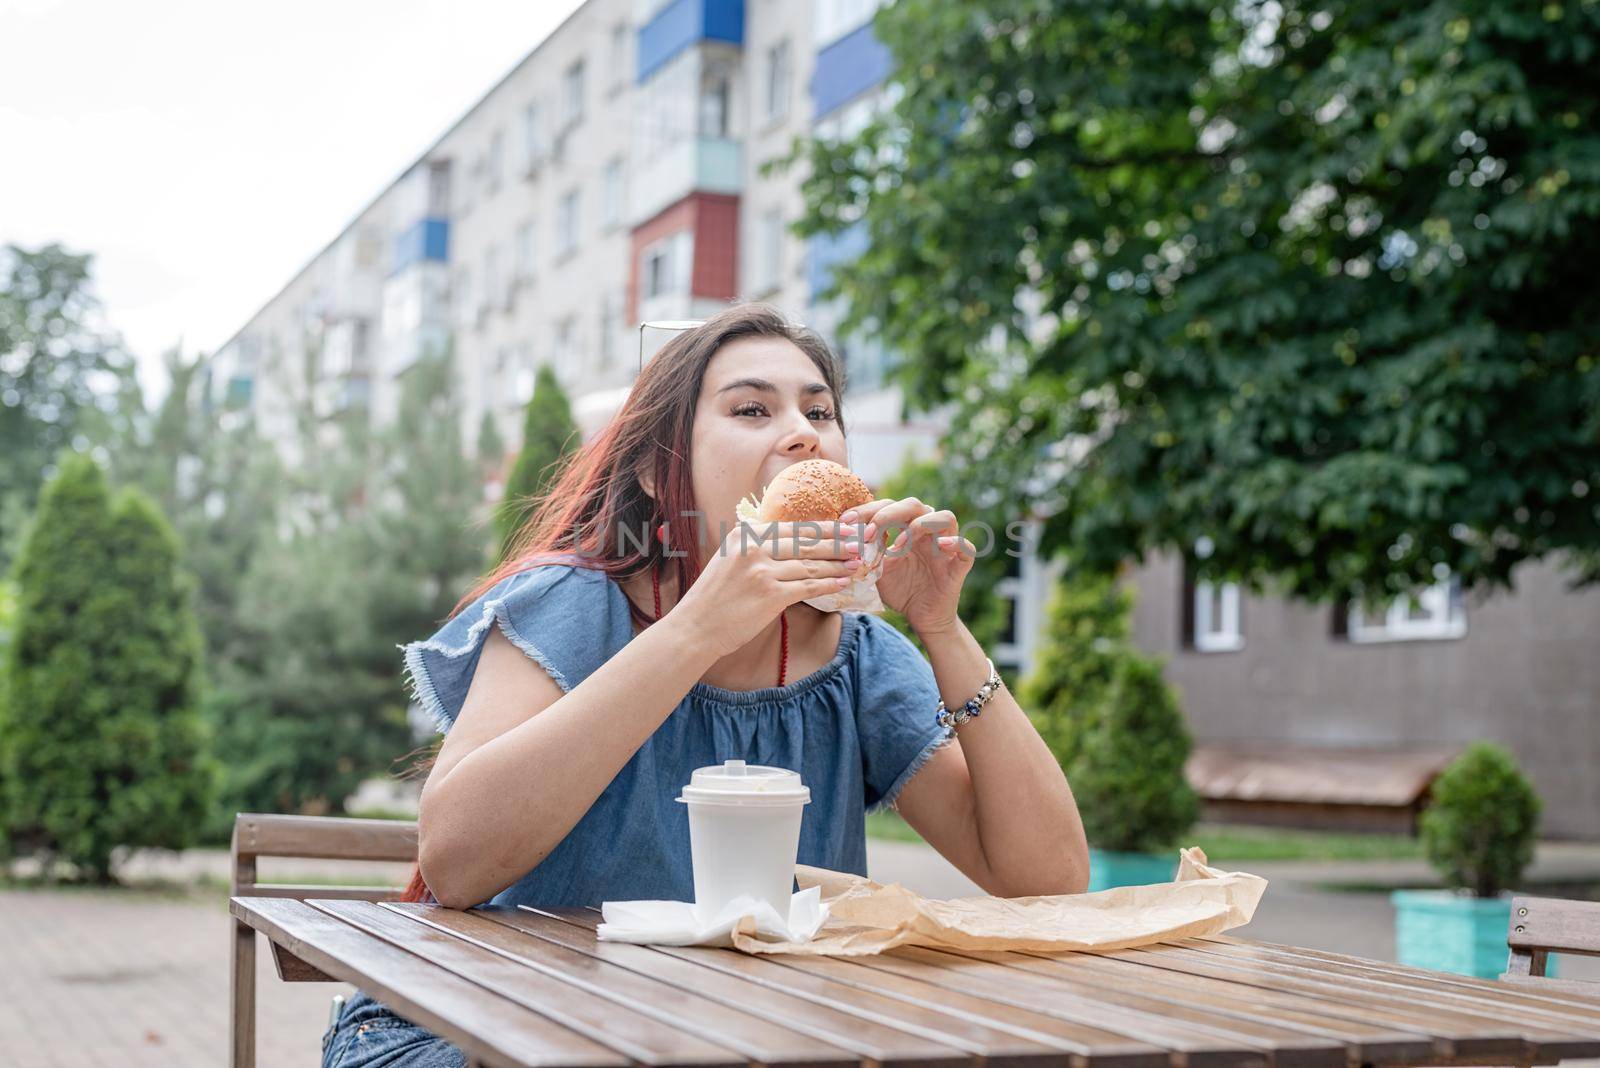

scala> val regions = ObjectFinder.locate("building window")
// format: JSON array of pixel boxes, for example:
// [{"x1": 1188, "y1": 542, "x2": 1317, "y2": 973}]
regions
[
  {"x1": 486, "y1": 128, "x2": 504, "y2": 194},
  {"x1": 453, "y1": 267, "x2": 474, "y2": 329},
  {"x1": 642, "y1": 232, "x2": 691, "y2": 300},
  {"x1": 764, "y1": 40, "x2": 791, "y2": 123},
  {"x1": 609, "y1": 23, "x2": 629, "y2": 91},
  {"x1": 556, "y1": 189, "x2": 580, "y2": 258},
  {"x1": 756, "y1": 209, "x2": 783, "y2": 293},
  {"x1": 562, "y1": 59, "x2": 585, "y2": 129},
  {"x1": 1345, "y1": 576, "x2": 1467, "y2": 643},
  {"x1": 644, "y1": 244, "x2": 673, "y2": 299},
  {"x1": 515, "y1": 219, "x2": 536, "y2": 282},
  {"x1": 598, "y1": 288, "x2": 623, "y2": 371},
  {"x1": 601, "y1": 158, "x2": 624, "y2": 229},
  {"x1": 553, "y1": 317, "x2": 577, "y2": 383},
  {"x1": 1193, "y1": 581, "x2": 1244, "y2": 652},
  {"x1": 1183, "y1": 536, "x2": 1245, "y2": 652},
  {"x1": 521, "y1": 101, "x2": 545, "y2": 173},
  {"x1": 699, "y1": 64, "x2": 730, "y2": 138},
  {"x1": 486, "y1": 243, "x2": 510, "y2": 312}
]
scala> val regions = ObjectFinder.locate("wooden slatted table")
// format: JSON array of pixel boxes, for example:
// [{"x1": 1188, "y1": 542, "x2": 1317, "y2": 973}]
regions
[{"x1": 232, "y1": 896, "x2": 1600, "y2": 1068}]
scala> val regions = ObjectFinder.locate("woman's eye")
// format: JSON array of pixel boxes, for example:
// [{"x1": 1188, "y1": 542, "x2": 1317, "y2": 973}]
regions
[{"x1": 730, "y1": 403, "x2": 836, "y2": 420}]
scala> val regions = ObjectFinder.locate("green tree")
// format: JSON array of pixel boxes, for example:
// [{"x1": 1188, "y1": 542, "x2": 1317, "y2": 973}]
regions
[
  {"x1": 0, "y1": 454, "x2": 212, "y2": 880},
  {"x1": 476, "y1": 408, "x2": 506, "y2": 487},
  {"x1": 791, "y1": 0, "x2": 1600, "y2": 604},
  {"x1": 204, "y1": 349, "x2": 485, "y2": 833},
  {"x1": 0, "y1": 243, "x2": 139, "y2": 572},
  {"x1": 1420, "y1": 743, "x2": 1541, "y2": 897},
  {"x1": 1020, "y1": 568, "x2": 1197, "y2": 853},
  {"x1": 1066, "y1": 656, "x2": 1199, "y2": 854},
  {"x1": 108, "y1": 349, "x2": 284, "y2": 668},
  {"x1": 1018, "y1": 565, "x2": 1135, "y2": 762},
  {"x1": 495, "y1": 365, "x2": 579, "y2": 558}
]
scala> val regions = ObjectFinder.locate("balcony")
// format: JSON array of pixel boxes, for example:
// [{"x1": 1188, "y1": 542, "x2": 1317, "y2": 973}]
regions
[
  {"x1": 628, "y1": 136, "x2": 741, "y2": 226},
  {"x1": 637, "y1": 0, "x2": 743, "y2": 83},
  {"x1": 390, "y1": 218, "x2": 450, "y2": 276},
  {"x1": 811, "y1": 19, "x2": 892, "y2": 119}
]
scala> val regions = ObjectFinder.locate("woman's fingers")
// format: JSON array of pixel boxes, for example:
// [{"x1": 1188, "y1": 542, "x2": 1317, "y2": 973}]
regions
[
  {"x1": 771, "y1": 556, "x2": 862, "y2": 581},
  {"x1": 883, "y1": 508, "x2": 953, "y2": 556},
  {"x1": 787, "y1": 573, "x2": 858, "y2": 600},
  {"x1": 839, "y1": 498, "x2": 895, "y2": 525},
  {"x1": 739, "y1": 520, "x2": 864, "y2": 560},
  {"x1": 867, "y1": 498, "x2": 935, "y2": 538},
  {"x1": 936, "y1": 535, "x2": 978, "y2": 559}
]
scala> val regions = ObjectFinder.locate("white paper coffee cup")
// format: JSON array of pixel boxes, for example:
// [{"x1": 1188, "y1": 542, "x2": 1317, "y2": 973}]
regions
[{"x1": 676, "y1": 759, "x2": 811, "y2": 924}]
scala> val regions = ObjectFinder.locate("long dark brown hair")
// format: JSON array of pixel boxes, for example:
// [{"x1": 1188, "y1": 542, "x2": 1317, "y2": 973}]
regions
[{"x1": 400, "y1": 302, "x2": 849, "y2": 903}]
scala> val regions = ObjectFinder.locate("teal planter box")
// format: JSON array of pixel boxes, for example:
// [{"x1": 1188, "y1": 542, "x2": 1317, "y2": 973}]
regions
[
  {"x1": 1393, "y1": 890, "x2": 1519, "y2": 978},
  {"x1": 1087, "y1": 848, "x2": 1175, "y2": 891}
]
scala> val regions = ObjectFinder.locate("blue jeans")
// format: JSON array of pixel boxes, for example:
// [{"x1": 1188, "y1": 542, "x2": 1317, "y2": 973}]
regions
[{"x1": 321, "y1": 990, "x2": 466, "y2": 1068}]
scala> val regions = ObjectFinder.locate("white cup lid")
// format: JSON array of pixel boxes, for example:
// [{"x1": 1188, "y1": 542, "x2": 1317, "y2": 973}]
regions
[{"x1": 676, "y1": 759, "x2": 811, "y2": 807}]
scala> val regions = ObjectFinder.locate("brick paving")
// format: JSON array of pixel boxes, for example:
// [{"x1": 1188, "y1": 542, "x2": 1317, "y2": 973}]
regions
[{"x1": 5, "y1": 842, "x2": 1599, "y2": 1066}]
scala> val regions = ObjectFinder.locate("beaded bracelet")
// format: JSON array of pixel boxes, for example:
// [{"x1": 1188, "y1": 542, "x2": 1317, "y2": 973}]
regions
[{"x1": 934, "y1": 657, "x2": 1002, "y2": 730}]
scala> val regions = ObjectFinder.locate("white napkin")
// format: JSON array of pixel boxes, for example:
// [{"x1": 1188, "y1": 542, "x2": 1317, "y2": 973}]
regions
[
  {"x1": 802, "y1": 533, "x2": 886, "y2": 614},
  {"x1": 595, "y1": 885, "x2": 829, "y2": 947}
]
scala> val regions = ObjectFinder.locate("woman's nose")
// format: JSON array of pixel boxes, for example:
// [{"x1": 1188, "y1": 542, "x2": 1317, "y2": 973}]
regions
[{"x1": 781, "y1": 417, "x2": 821, "y2": 453}]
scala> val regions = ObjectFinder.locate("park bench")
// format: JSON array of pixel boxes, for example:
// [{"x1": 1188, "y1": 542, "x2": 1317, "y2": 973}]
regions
[
  {"x1": 230, "y1": 812, "x2": 418, "y2": 1068},
  {"x1": 1503, "y1": 894, "x2": 1600, "y2": 997}
]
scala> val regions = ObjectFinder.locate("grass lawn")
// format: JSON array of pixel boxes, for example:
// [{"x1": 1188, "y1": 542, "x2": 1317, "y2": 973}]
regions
[{"x1": 866, "y1": 809, "x2": 1426, "y2": 862}]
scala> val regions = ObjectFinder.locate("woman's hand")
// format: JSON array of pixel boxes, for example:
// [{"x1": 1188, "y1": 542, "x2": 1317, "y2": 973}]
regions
[
  {"x1": 845, "y1": 498, "x2": 975, "y2": 638},
  {"x1": 674, "y1": 520, "x2": 865, "y2": 658}
]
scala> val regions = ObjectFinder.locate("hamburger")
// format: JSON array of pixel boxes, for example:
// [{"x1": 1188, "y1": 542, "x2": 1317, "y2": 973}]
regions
[
  {"x1": 735, "y1": 459, "x2": 886, "y2": 612},
  {"x1": 736, "y1": 458, "x2": 874, "y2": 523}
]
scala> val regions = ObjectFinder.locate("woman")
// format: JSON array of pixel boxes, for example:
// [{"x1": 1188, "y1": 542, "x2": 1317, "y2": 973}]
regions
[{"x1": 321, "y1": 303, "x2": 1089, "y2": 1067}]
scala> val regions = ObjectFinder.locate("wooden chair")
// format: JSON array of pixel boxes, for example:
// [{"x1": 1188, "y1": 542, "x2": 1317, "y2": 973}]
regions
[
  {"x1": 1503, "y1": 895, "x2": 1600, "y2": 997},
  {"x1": 230, "y1": 812, "x2": 419, "y2": 1068}
]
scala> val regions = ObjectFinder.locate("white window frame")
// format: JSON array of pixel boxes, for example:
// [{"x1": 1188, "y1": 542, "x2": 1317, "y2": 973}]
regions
[
  {"x1": 609, "y1": 23, "x2": 629, "y2": 92},
  {"x1": 561, "y1": 59, "x2": 585, "y2": 129},
  {"x1": 1189, "y1": 535, "x2": 1244, "y2": 652},
  {"x1": 556, "y1": 188, "x2": 581, "y2": 258},
  {"x1": 486, "y1": 128, "x2": 504, "y2": 194},
  {"x1": 521, "y1": 101, "x2": 546, "y2": 174},
  {"x1": 699, "y1": 63, "x2": 730, "y2": 139},
  {"x1": 764, "y1": 39, "x2": 791, "y2": 124},
  {"x1": 515, "y1": 219, "x2": 536, "y2": 283},
  {"x1": 601, "y1": 158, "x2": 624, "y2": 229},
  {"x1": 1348, "y1": 578, "x2": 1468, "y2": 643},
  {"x1": 641, "y1": 231, "x2": 691, "y2": 301},
  {"x1": 1193, "y1": 580, "x2": 1245, "y2": 652},
  {"x1": 553, "y1": 317, "x2": 577, "y2": 382}
]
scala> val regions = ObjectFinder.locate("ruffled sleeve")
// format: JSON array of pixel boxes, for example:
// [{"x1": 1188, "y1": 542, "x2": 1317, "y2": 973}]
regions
[
  {"x1": 851, "y1": 614, "x2": 956, "y2": 814},
  {"x1": 401, "y1": 563, "x2": 632, "y2": 733}
]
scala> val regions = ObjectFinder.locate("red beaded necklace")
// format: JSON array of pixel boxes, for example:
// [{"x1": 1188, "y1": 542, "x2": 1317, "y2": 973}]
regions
[{"x1": 652, "y1": 566, "x2": 788, "y2": 687}]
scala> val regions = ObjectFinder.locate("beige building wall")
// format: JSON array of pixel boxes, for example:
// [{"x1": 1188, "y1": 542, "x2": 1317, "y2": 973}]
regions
[{"x1": 1130, "y1": 553, "x2": 1600, "y2": 838}]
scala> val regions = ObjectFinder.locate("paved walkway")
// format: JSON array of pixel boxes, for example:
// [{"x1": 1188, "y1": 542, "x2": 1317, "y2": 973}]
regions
[{"x1": 5, "y1": 839, "x2": 1598, "y2": 1066}]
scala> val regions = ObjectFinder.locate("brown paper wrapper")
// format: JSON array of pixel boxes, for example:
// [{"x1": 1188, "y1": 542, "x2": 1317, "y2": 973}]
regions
[{"x1": 729, "y1": 846, "x2": 1266, "y2": 955}]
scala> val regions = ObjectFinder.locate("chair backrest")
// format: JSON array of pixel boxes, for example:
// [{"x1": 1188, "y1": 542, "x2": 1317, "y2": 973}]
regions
[
  {"x1": 231, "y1": 812, "x2": 419, "y2": 902},
  {"x1": 1504, "y1": 895, "x2": 1600, "y2": 995}
]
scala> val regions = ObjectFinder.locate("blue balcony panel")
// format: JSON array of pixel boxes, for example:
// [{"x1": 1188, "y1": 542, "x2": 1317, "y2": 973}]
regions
[
  {"x1": 637, "y1": 0, "x2": 744, "y2": 83},
  {"x1": 391, "y1": 217, "x2": 450, "y2": 276},
  {"x1": 811, "y1": 20, "x2": 892, "y2": 119}
]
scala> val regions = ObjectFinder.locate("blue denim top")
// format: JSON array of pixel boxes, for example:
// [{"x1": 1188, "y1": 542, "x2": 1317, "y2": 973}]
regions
[{"x1": 400, "y1": 559, "x2": 954, "y2": 908}]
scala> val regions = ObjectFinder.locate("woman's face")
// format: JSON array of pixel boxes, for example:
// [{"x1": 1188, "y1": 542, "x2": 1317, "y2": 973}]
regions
[{"x1": 688, "y1": 335, "x2": 847, "y2": 553}]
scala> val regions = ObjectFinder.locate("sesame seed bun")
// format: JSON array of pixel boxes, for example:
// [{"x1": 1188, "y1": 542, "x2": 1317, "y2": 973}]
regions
[{"x1": 736, "y1": 459, "x2": 874, "y2": 523}]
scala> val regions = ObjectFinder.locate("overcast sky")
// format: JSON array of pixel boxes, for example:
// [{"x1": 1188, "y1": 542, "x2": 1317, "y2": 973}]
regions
[{"x1": 1, "y1": 0, "x2": 585, "y2": 399}]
